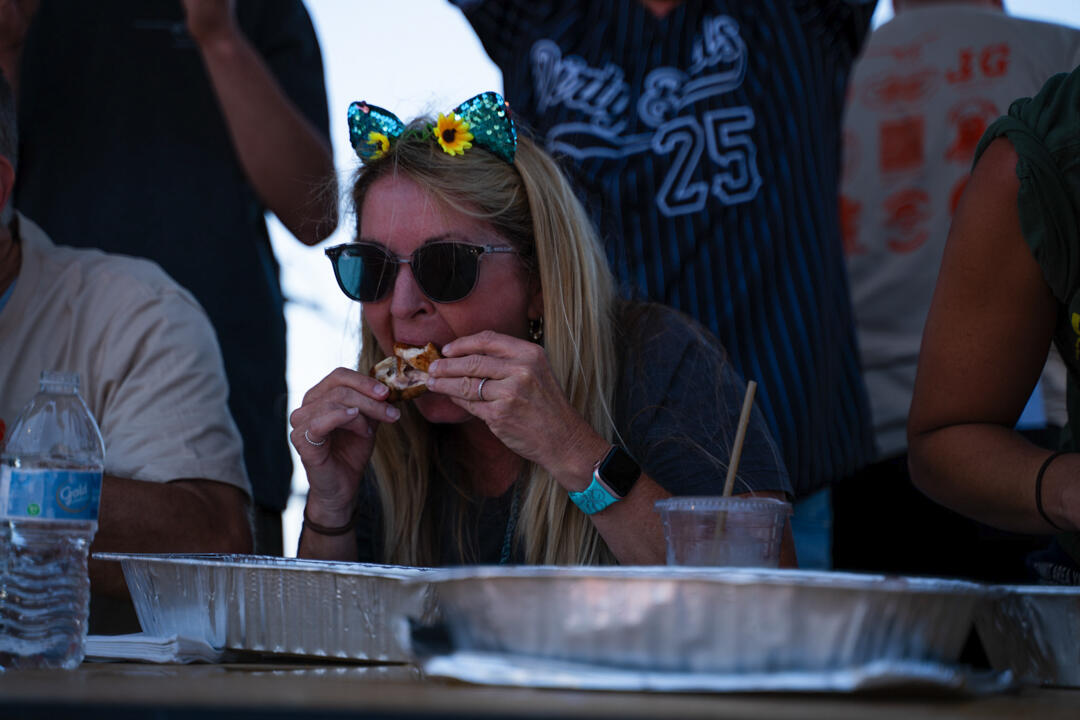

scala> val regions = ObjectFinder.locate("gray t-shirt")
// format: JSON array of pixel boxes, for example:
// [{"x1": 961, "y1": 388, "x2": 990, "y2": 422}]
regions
[{"x1": 352, "y1": 302, "x2": 790, "y2": 564}]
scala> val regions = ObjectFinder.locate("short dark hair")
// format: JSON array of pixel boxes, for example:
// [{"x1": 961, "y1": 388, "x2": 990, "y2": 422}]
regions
[{"x1": 0, "y1": 69, "x2": 17, "y2": 169}]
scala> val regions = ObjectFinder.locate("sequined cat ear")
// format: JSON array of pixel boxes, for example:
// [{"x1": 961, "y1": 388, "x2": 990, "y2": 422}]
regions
[
  {"x1": 347, "y1": 101, "x2": 406, "y2": 162},
  {"x1": 451, "y1": 92, "x2": 517, "y2": 164}
]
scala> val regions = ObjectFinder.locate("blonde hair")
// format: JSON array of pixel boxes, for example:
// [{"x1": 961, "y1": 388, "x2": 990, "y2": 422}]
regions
[{"x1": 352, "y1": 122, "x2": 618, "y2": 566}]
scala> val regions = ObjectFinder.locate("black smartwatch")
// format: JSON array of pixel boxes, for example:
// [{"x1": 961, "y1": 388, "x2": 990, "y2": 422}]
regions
[
  {"x1": 569, "y1": 445, "x2": 641, "y2": 515},
  {"x1": 596, "y1": 445, "x2": 641, "y2": 498}
]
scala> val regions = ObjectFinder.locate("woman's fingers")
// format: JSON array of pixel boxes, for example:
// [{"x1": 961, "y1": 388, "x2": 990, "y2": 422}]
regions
[
  {"x1": 290, "y1": 396, "x2": 393, "y2": 441},
  {"x1": 294, "y1": 400, "x2": 372, "y2": 442},
  {"x1": 297, "y1": 369, "x2": 399, "y2": 422},
  {"x1": 429, "y1": 333, "x2": 546, "y2": 397},
  {"x1": 290, "y1": 404, "x2": 367, "y2": 453},
  {"x1": 290, "y1": 368, "x2": 404, "y2": 458},
  {"x1": 441, "y1": 330, "x2": 532, "y2": 360},
  {"x1": 428, "y1": 375, "x2": 499, "y2": 405},
  {"x1": 429, "y1": 352, "x2": 511, "y2": 381},
  {"x1": 430, "y1": 334, "x2": 590, "y2": 473},
  {"x1": 323, "y1": 383, "x2": 400, "y2": 423},
  {"x1": 308, "y1": 404, "x2": 368, "y2": 440},
  {"x1": 427, "y1": 354, "x2": 511, "y2": 394},
  {"x1": 302, "y1": 366, "x2": 390, "y2": 406}
]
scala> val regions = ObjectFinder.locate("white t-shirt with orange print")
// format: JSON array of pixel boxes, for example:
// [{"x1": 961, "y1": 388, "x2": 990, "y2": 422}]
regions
[{"x1": 842, "y1": 6, "x2": 1080, "y2": 456}]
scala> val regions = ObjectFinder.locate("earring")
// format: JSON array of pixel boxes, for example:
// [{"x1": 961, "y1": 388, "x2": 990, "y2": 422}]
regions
[{"x1": 528, "y1": 316, "x2": 544, "y2": 344}]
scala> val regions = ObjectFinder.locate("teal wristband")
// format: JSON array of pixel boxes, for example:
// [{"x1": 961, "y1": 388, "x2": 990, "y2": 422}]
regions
[{"x1": 568, "y1": 470, "x2": 621, "y2": 515}]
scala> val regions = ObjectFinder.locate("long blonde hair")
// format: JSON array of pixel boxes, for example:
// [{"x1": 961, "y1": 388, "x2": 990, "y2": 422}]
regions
[{"x1": 353, "y1": 121, "x2": 618, "y2": 566}]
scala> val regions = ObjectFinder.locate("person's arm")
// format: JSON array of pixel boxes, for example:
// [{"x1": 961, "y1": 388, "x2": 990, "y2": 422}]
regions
[
  {"x1": 802, "y1": 0, "x2": 876, "y2": 56},
  {"x1": 600, "y1": 307, "x2": 795, "y2": 566},
  {"x1": 0, "y1": 0, "x2": 38, "y2": 96},
  {"x1": 908, "y1": 137, "x2": 1080, "y2": 534},
  {"x1": 428, "y1": 332, "x2": 673, "y2": 565},
  {"x1": 291, "y1": 367, "x2": 400, "y2": 562},
  {"x1": 297, "y1": 520, "x2": 360, "y2": 562},
  {"x1": 428, "y1": 307, "x2": 795, "y2": 566},
  {"x1": 546, "y1": 428, "x2": 673, "y2": 566},
  {"x1": 538, "y1": 439, "x2": 797, "y2": 566},
  {"x1": 451, "y1": 0, "x2": 558, "y2": 75},
  {"x1": 80, "y1": 251, "x2": 257, "y2": 598},
  {"x1": 89, "y1": 476, "x2": 251, "y2": 598},
  {"x1": 183, "y1": 0, "x2": 336, "y2": 246}
]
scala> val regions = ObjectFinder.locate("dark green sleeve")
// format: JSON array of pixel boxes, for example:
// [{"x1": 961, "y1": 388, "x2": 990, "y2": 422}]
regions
[{"x1": 974, "y1": 69, "x2": 1080, "y2": 304}]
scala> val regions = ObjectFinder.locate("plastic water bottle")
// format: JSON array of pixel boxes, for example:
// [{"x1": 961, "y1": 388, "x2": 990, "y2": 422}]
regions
[{"x1": 0, "y1": 371, "x2": 104, "y2": 670}]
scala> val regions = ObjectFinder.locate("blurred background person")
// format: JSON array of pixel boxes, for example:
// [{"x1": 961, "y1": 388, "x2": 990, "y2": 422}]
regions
[
  {"x1": 450, "y1": 0, "x2": 879, "y2": 568},
  {"x1": 0, "y1": 69, "x2": 253, "y2": 632},
  {"x1": 0, "y1": 0, "x2": 338, "y2": 556},
  {"x1": 835, "y1": 0, "x2": 1080, "y2": 579},
  {"x1": 908, "y1": 64, "x2": 1080, "y2": 585}
]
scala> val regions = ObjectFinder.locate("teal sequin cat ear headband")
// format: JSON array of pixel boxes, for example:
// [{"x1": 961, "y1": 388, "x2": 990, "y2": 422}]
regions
[{"x1": 347, "y1": 91, "x2": 517, "y2": 164}]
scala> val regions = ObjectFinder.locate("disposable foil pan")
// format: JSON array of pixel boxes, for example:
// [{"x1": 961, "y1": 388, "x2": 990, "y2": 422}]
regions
[
  {"x1": 974, "y1": 585, "x2": 1080, "y2": 687},
  {"x1": 418, "y1": 566, "x2": 988, "y2": 674},
  {"x1": 420, "y1": 652, "x2": 1014, "y2": 695},
  {"x1": 95, "y1": 553, "x2": 439, "y2": 662}
]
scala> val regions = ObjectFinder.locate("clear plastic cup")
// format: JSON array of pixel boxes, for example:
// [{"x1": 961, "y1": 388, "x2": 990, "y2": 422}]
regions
[{"x1": 654, "y1": 496, "x2": 793, "y2": 567}]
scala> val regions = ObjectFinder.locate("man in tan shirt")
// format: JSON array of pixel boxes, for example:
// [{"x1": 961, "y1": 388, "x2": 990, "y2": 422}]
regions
[{"x1": 0, "y1": 70, "x2": 252, "y2": 631}]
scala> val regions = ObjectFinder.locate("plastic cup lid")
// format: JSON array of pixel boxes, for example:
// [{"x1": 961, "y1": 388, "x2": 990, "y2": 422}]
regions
[{"x1": 654, "y1": 496, "x2": 793, "y2": 515}]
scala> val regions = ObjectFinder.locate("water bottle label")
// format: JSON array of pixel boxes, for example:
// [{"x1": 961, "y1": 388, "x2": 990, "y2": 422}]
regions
[{"x1": 0, "y1": 466, "x2": 102, "y2": 520}]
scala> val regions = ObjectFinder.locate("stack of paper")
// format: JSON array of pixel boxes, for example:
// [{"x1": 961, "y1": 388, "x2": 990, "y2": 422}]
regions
[{"x1": 85, "y1": 633, "x2": 226, "y2": 664}]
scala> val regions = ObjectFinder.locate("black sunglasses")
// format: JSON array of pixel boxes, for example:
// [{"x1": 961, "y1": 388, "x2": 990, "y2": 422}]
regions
[{"x1": 325, "y1": 240, "x2": 519, "y2": 303}]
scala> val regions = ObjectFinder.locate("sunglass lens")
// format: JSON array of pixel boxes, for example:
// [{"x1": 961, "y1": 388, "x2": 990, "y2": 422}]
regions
[
  {"x1": 336, "y1": 245, "x2": 394, "y2": 301},
  {"x1": 415, "y1": 243, "x2": 479, "y2": 302}
]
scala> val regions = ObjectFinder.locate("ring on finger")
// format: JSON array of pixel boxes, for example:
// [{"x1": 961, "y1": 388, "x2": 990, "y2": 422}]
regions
[
  {"x1": 304, "y1": 429, "x2": 327, "y2": 447},
  {"x1": 478, "y1": 377, "x2": 489, "y2": 402}
]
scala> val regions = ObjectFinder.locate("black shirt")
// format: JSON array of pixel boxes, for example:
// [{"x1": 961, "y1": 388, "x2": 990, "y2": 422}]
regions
[
  {"x1": 15, "y1": 0, "x2": 332, "y2": 510},
  {"x1": 353, "y1": 303, "x2": 792, "y2": 564},
  {"x1": 454, "y1": 0, "x2": 876, "y2": 496}
]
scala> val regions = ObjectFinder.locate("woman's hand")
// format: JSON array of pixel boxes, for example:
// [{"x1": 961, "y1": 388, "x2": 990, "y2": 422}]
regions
[
  {"x1": 289, "y1": 367, "x2": 400, "y2": 525},
  {"x1": 426, "y1": 331, "x2": 609, "y2": 488},
  {"x1": 181, "y1": 0, "x2": 238, "y2": 47},
  {"x1": 0, "y1": 0, "x2": 37, "y2": 54}
]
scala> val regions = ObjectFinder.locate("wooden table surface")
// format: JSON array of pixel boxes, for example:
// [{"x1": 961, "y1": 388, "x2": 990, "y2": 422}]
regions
[{"x1": 0, "y1": 662, "x2": 1077, "y2": 719}]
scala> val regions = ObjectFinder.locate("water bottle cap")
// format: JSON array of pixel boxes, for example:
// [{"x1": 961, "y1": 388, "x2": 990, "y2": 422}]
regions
[{"x1": 39, "y1": 371, "x2": 79, "y2": 394}]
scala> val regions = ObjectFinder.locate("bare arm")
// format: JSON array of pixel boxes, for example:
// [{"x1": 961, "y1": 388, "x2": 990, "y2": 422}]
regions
[
  {"x1": 297, "y1": 509, "x2": 360, "y2": 562},
  {"x1": 291, "y1": 367, "x2": 398, "y2": 562},
  {"x1": 553, "y1": 432, "x2": 671, "y2": 566},
  {"x1": 89, "y1": 475, "x2": 252, "y2": 598},
  {"x1": 908, "y1": 137, "x2": 1080, "y2": 534},
  {"x1": 0, "y1": 0, "x2": 38, "y2": 96},
  {"x1": 184, "y1": 0, "x2": 337, "y2": 246},
  {"x1": 546, "y1": 435, "x2": 795, "y2": 567},
  {"x1": 297, "y1": 453, "x2": 796, "y2": 567}
]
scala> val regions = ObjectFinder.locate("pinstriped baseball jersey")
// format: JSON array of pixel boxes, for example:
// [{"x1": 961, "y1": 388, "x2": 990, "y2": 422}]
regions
[{"x1": 457, "y1": 0, "x2": 875, "y2": 496}]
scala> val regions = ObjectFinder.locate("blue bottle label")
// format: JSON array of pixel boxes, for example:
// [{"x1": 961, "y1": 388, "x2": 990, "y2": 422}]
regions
[{"x1": 0, "y1": 467, "x2": 102, "y2": 520}]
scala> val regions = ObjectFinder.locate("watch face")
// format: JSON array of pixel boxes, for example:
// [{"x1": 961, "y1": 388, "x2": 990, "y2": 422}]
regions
[{"x1": 600, "y1": 446, "x2": 640, "y2": 497}]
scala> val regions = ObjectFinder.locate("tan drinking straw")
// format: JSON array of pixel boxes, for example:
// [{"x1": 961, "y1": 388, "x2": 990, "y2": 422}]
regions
[{"x1": 717, "y1": 380, "x2": 758, "y2": 534}]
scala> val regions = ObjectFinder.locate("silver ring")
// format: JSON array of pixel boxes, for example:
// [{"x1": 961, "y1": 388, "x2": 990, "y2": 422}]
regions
[
  {"x1": 477, "y1": 377, "x2": 489, "y2": 402},
  {"x1": 304, "y1": 429, "x2": 327, "y2": 447}
]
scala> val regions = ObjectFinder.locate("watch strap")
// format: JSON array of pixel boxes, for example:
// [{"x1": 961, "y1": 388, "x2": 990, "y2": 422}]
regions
[{"x1": 568, "y1": 469, "x2": 622, "y2": 515}]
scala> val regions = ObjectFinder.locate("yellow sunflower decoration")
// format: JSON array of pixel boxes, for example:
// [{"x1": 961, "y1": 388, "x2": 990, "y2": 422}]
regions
[
  {"x1": 367, "y1": 131, "x2": 390, "y2": 160},
  {"x1": 434, "y1": 112, "x2": 474, "y2": 156}
]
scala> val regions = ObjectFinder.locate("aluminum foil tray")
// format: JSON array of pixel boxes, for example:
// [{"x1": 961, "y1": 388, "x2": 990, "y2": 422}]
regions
[
  {"x1": 974, "y1": 585, "x2": 1080, "y2": 687},
  {"x1": 420, "y1": 651, "x2": 1013, "y2": 695},
  {"x1": 418, "y1": 566, "x2": 989, "y2": 675},
  {"x1": 95, "y1": 553, "x2": 439, "y2": 662}
]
